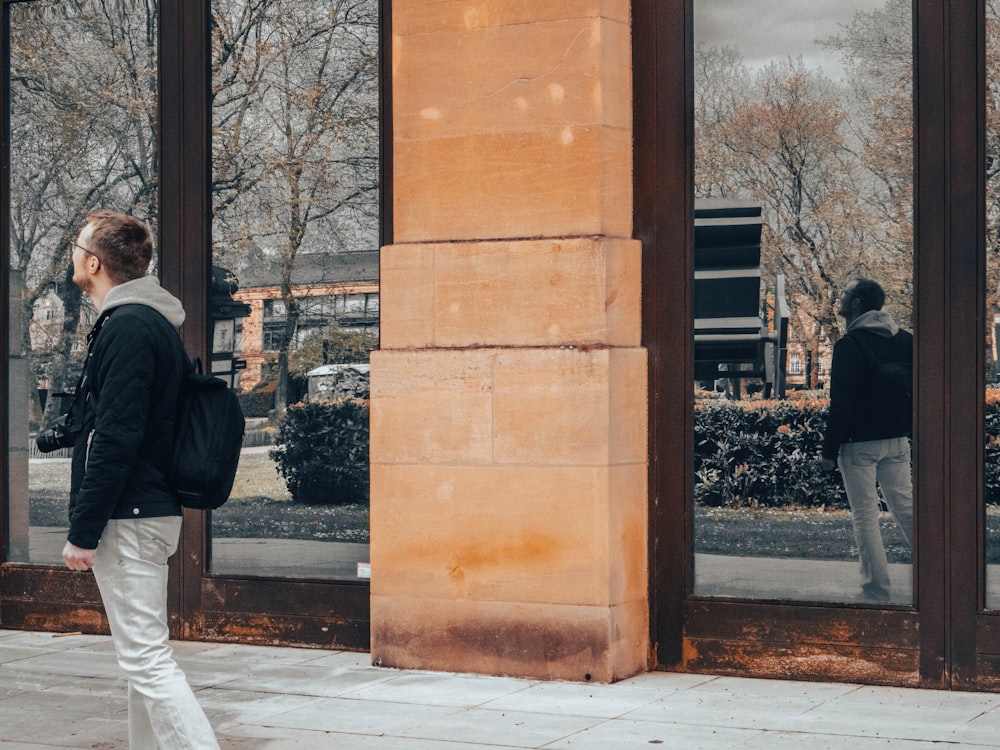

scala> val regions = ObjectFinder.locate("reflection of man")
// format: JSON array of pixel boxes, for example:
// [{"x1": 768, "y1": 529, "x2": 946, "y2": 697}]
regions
[
  {"x1": 820, "y1": 278, "x2": 913, "y2": 603},
  {"x1": 61, "y1": 210, "x2": 220, "y2": 747}
]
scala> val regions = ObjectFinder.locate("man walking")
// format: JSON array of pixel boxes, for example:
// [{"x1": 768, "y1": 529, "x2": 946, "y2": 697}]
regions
[
  {"x1": 820, "y1": 277, "x2": 914, "y2": 603},
  {"x1": 60, "y1": 209, "x2": 219, "y2": 748}
]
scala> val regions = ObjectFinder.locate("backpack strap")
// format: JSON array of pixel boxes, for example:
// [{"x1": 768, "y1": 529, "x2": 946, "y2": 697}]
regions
[
  {"x1": 53, "y1": 308, "x2": 117, "y2": 433},
  {"x1": 85, "y1": 308, "x2": 116, "y2": 351},
  {"x1": 844, "y1": 330, "x2": 881, "y2": 374},
  {"x1": 846, "y1": 329, "x2": 913, "y2": 400}
]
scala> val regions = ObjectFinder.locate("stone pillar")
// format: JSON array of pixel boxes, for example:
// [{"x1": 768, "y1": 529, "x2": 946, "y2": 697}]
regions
[{"x1": 370, "y1": 1, "x2": 646, "y2": 682}]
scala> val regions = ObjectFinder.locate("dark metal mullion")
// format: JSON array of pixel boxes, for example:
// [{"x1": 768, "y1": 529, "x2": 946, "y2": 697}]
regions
[
  {"x1": 158, "y1": 0, "x2": 212, "y2": 635},
  {"x1": 634, "y1": 0, "x2": 695, "y2": 668},
  {"x1": 932, "y1": 0, "x2": 987, "y2": 689},
  {"x1": 379, "y1": 0, "x2": 392, "y2": 248}
]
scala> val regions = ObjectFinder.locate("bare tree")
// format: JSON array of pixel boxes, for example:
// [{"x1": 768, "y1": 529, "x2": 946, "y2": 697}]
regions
[
  {"x1": 9, "y1": 0, "x2": 380, "y2": 416},
  {"x1": 695, "y1": 1, "x2": 916, "y2": 388},
  {"x1": 721, "y1": 59, "x2": 872, "y2": 386},
  {"x1": 822, "y1": 0, "x2": 914, "y2": 328},
  {"x1": 211, "y1": 0, "x2": 379, "y2": 411},
  {"x1": 694, "y1": 43, "x2": 749, "y2": 200},
  {"x1": 9, "y1": 0, "x2": 158, "y2": 403}
]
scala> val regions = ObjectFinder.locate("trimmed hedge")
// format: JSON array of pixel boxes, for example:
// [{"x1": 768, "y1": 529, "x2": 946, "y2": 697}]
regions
[
  {"x1": 270, "y1": 399, "x2": 369, "y2": 505},
  {"x1": 697, "y1": 390, "x2": 1000, "y2": 508},
  {"x1": 986, "y1": 389, "x2": 1000, "y2": 505},
  {"x1": 694, "y1": 396, "x2": 847, "y2": 509}
]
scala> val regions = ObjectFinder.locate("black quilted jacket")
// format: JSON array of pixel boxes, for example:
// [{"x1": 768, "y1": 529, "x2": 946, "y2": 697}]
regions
[{"x1": 68, "y1": 292, "x2": 190, "y2": 549}]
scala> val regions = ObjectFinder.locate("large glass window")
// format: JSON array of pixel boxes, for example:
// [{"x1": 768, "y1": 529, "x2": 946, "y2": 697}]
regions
[
  {"x1": 7, "y1": 0, "x2": 159, "y2": 564},
  {"x1": 693, "y1": 0, "x2": 914, "y2": 604},
  {"x1": 986, "y1": 0, "x2": 1000, "y2": 611},
  {"x1": 208, "y1": 0, "x2": 380, "y2": 580}
]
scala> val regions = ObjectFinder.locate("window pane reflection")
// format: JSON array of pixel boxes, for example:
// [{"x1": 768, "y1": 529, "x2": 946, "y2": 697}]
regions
[
  {"x1": 693, "y1": 0, "x2": 914, "y2": 604},
  {"x1": 985, "y1": 0, "x2": 1000, "y2": 610},
  {"x1": 7, "y1": 0, "x2": 159, "y2": 564},
  {"x1": 208, "y1": 0, "x2": 380, "y2": 580}
]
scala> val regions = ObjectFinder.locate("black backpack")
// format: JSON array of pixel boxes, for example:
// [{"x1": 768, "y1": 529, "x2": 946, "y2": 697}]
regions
[
  {"x1": 849, "y1": 331, "x2": 913, "y2": 400},
  {"x1": 169, "y1": 359, "x2": 245, "y2": 510}
]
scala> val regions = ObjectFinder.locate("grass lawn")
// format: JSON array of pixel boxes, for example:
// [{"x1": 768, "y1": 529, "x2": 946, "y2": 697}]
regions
[
  {"x1": 697, "y1": 506, "x2": 1000, "y2": 564},
  {"x1": 695, "y1": 506, "x2": 911, "y2": 562},
  {"x1": 26, "y1": 449, "x2": 369, "y2": 543},
  {"x1": 23, "y1": 454, "x2": 1000, "y2": 560}
]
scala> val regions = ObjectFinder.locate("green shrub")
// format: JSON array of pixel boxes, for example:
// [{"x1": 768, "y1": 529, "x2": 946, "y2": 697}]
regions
[
  {"x1": 986, "y1": 390, "x2": 1000, "y2": 505},
  {"x1": 270, "y1": 399, "x2": 369, "y2": 505},
  {"x1": 694, "y1": 396, "x2": 848, "y2": 509}
]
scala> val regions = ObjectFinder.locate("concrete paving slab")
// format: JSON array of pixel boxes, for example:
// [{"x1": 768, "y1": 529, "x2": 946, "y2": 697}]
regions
[
  {"x1": 543, "y1": 718, "x2": 764, "y2": 750},
  {"x1": 481, "y1": 679, "x2": 667, "y2": 719},
  {"x1": 1, "y1": 629, "x2": 1000, "y2": 749},
  {"x1": 216, "y1": 662, "x2": 400, "y2": 699}
]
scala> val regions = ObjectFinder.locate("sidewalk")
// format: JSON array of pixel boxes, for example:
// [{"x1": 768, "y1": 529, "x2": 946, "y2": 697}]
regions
[{"x1": 3, "y1": 629, "x2": 1000, "y2": 749}]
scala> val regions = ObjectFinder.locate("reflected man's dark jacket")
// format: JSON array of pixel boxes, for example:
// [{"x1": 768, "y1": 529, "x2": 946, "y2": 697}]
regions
[{"x1": 821, "y1": 312, "x2": 913, "y2": 462}]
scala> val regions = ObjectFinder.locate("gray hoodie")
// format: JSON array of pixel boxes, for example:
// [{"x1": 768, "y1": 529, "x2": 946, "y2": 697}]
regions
[
  {"x1": 846, "y1": 309, "x2": 899, "y2": 339},
  {"x1": 101, "y1": 275, "x2": 186, "y2": 327}
]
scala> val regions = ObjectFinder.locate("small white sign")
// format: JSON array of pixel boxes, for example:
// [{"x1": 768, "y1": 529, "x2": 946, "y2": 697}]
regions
[{"x1": 357, "y1": 562, "x2": 371, "y2": 579}]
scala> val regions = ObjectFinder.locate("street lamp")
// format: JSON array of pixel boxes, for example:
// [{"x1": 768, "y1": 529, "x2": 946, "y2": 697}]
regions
[{"x1": 209, "y1": 266, "x2": 251, "y2": 388}]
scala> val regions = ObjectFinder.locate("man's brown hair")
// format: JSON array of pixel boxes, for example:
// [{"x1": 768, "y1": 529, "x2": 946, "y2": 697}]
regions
[
  {"x1": 85, "y1": 209, "x2": 153, "y2": 284},
  {"x1": 849, "y1": 277, "x2": 886, "y2": 313}
]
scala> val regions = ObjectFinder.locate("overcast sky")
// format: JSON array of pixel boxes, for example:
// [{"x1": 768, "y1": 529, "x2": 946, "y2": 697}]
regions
[{"x1": 694, "y1": 0, "x2": 887, "y2": 79}]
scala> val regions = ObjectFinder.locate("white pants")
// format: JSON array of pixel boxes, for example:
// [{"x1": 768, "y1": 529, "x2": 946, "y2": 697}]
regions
[
  {"x1": 838, "y1": 437, "x2": 914, "y2": 597},
  {"x1": 92, "y1": 517, "x2": 219, "y2": 750}
]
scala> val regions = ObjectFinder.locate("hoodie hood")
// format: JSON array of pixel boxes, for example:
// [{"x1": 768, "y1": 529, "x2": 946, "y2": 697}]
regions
[
  {"x1": 101, "y1": 275, "x2": 186, "y2": 327},
  {"x1": 846, "y1": 309, "x2": 899, "y2": 338}
]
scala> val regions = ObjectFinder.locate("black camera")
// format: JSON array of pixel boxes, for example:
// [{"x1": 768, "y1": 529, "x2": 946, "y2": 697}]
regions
[{"x1": 35, "y1": 414, "x2": 76, "y2": 453}]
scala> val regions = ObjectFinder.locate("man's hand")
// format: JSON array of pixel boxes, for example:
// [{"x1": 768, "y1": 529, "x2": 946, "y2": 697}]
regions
[
  {"x1": 63, "y1": 541, "x2": 95, "y2": 571},
  {"x1": 819, "y1": 457, "x2": 836, "y2": 473}
]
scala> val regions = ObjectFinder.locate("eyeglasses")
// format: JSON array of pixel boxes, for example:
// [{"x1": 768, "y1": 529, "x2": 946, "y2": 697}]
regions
[{"x1": 69, "y1": 239, "x2": 101, "y2": 262}]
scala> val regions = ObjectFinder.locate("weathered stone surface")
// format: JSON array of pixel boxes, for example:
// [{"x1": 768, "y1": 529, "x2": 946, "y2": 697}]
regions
[
  {"x1": 370, "y1": 2, "x2": 645, "y2": 683},
  {"x1": 393, "y1": 0, "x2": 629, "y2": 35},
  {"x1": 370, "y1": 595, "x2": 647, "y2": 683},
  {"x1": 380, "y1": 237, "x2": 641, "y2": 349},
  {"x1": 370, "y1": 350, "x2": 495, "y2": 465},
  {"x1": 370, "y1": 347, "x2": 648, "y2": 680},
  {"x1": 394, "y1": 127, "x2": 631, "y2": 242},
  {"x1": 392, "y1": 7, "x2": 631, "y2": 242},
  {"x1": 394, "y1": 16, "x2": 630, "y2": 140}
]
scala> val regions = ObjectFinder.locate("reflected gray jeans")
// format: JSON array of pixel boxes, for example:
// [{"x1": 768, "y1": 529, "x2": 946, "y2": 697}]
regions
[
  {"x1": 92, "y1": 516, "x2": 219, "y2": 750},
  {"x1": 837, "y1": 437, "x2": 914, "y2": 598}
]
